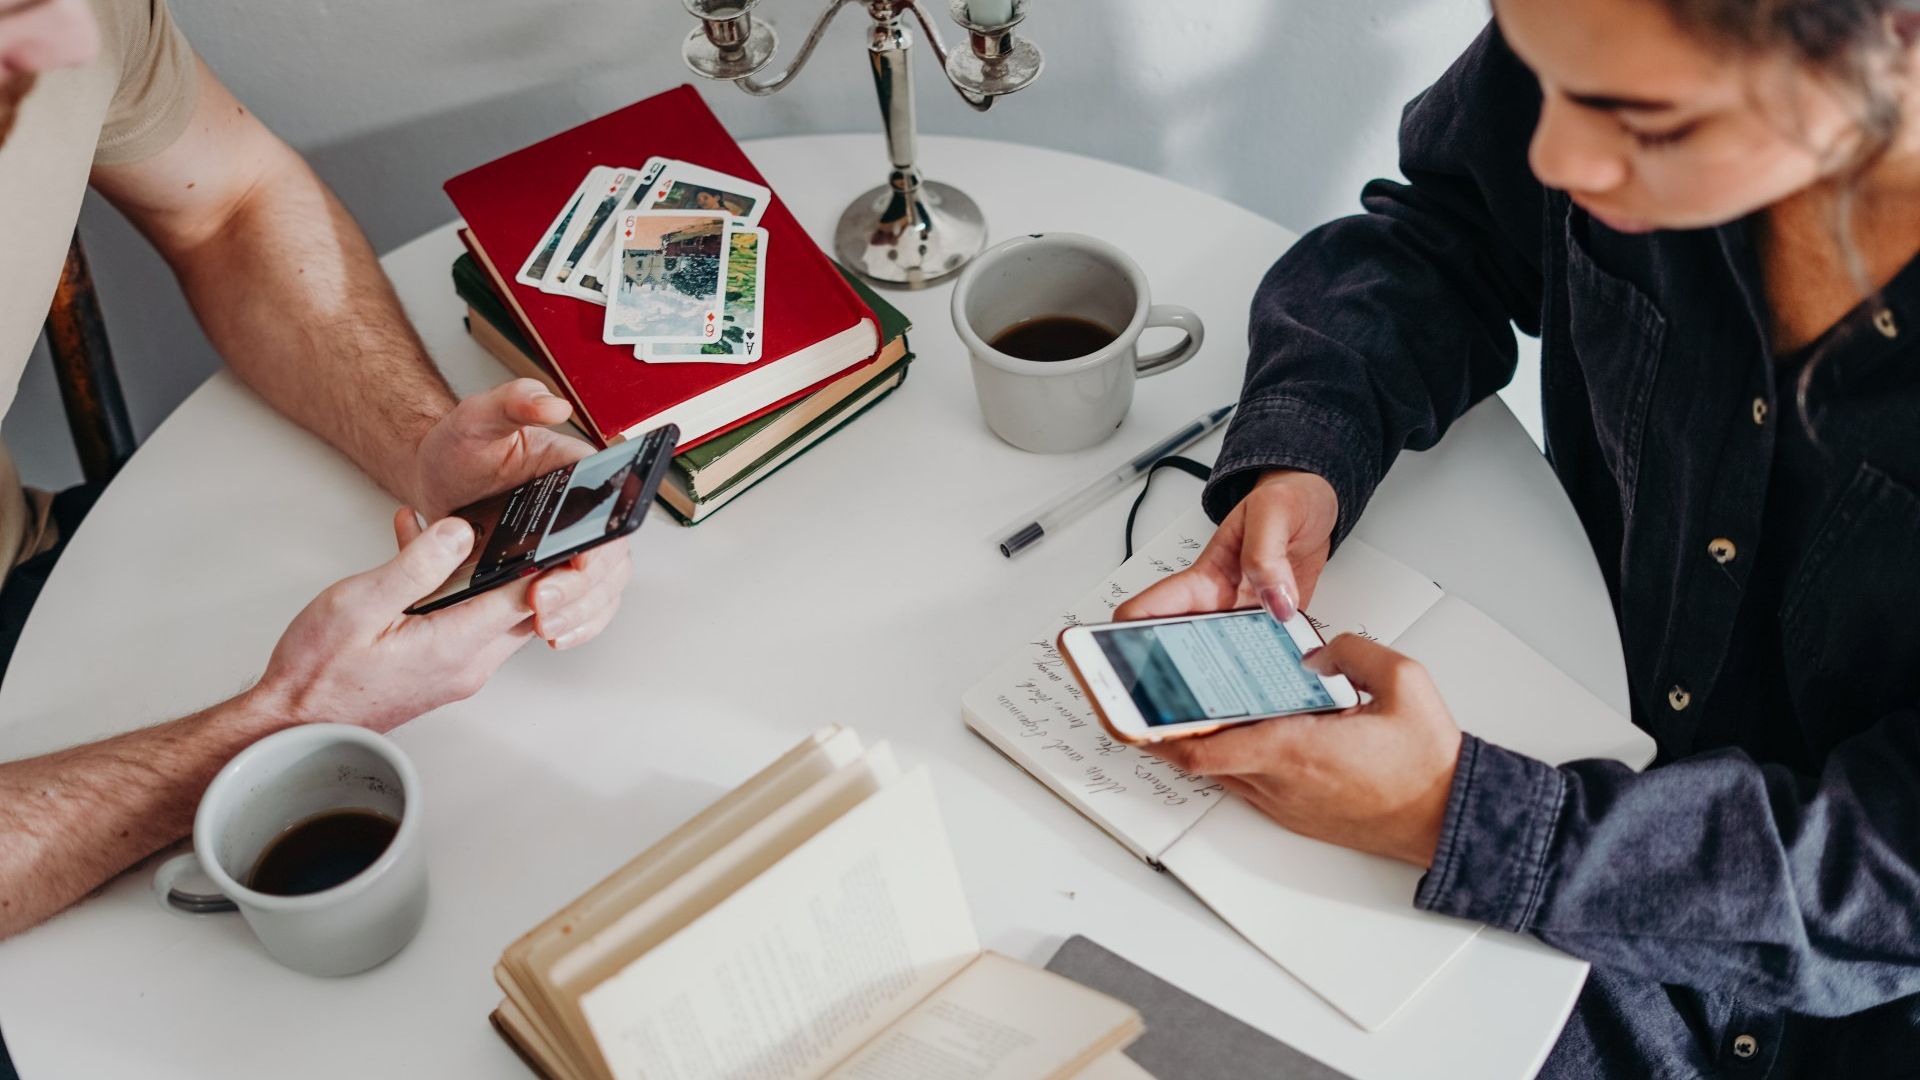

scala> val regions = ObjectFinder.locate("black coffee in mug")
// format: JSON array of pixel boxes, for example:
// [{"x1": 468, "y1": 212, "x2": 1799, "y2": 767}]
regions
[
  {"x1": 989, "y1": 315, "x2": 1118, "y2": 363},
  {"x1": 247, "y1": 808, "x2": 399, "y2": 897}
]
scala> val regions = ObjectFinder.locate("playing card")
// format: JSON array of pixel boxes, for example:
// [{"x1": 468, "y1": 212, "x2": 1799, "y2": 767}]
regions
[
  {"x1": 603, "y1": 212, "x2": 729, "y2": 345},
  {"x1": 560, "y1": 157, "x2": 669, "y2": 304},
  {"x1": 516, "y1": 166, "x2": 614, "y2": 288},
  {"x1": 640, "y1": 226, "x2": 766, "y2": 365},
  {"x1": 542, "y1": 166, "x2": 648, "y2": 293},
  {"x1": 639, "y1": 161, "x2": 771, "y2": 228}
]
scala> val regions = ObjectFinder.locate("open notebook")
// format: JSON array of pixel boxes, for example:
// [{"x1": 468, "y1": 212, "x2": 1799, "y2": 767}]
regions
[
  {"x1": 491, "y1": 727, "x2": 1144, "y2": 1080},
  {"x1": 963, "y1": 507, "x2": 1656, "y2": 1031}
]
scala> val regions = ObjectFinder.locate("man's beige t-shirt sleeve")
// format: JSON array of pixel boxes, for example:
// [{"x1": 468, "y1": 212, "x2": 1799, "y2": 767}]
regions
[{"x1": 92, "y1": 0, "x2": 200, "y2": 166}]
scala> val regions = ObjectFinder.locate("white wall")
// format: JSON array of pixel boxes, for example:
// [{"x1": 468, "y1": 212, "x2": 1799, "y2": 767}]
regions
[{"x1": 9, "y1": 0, "x2": 1533, "y2": 489}]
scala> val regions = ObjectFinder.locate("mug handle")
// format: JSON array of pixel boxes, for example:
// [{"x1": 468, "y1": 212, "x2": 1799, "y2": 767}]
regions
[
  {"x1": 1136, "y1": 304, "x2": 1205, "y2": 378},
  {"x1": 153, "y1": 851, "x2": 238, "y2": 914}
]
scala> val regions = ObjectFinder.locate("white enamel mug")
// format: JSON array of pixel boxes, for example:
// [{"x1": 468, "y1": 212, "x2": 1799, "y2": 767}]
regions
[
  {"x1": 952, "y1": 232, "x2": 1205, "y2": 453},
  {"x1": 152, "y1": 724, "x2": 427, "y2": 977}
]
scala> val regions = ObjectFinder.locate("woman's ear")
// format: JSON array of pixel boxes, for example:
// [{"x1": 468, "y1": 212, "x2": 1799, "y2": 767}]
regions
[{"x1": 1889, "y1": 11, "x2": 1920, "y2": 48}]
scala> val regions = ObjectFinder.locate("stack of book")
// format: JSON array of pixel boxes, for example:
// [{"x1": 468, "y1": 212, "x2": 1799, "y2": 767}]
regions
[{"x1": 443, "y1": 85, "x2": 913, "y2": 525}]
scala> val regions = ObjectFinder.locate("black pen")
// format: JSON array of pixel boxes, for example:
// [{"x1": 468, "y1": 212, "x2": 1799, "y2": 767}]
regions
[{"x1": 998, "y1": 404, "x2": 1236, "y2": 557}]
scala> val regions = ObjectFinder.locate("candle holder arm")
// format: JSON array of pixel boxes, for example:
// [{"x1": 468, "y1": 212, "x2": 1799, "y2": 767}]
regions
[
  {"x1": 903, "y1": 0, "x2": 995, "y2": 112},
  {"x1": 735, "y1": 0, "x2": 867, "y2": 96}
]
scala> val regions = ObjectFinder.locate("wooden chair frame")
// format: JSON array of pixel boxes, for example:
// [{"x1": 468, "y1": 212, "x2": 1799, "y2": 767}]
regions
[{"x1": 42, "y1": 232, "x2": 135, "y2": 484}]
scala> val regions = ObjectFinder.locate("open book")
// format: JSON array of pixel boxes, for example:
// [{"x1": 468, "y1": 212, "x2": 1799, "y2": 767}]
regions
[
  {"x1": 491, "y1": 727, "x2": 1145, "y2": 1080},
  {"x1": 963, "y1": 507, "x2": 1656, "y2": 1032}
]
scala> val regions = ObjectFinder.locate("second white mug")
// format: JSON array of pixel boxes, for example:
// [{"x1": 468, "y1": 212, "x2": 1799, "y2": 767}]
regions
[{"x1": 952, "y1": 232, "x2": 1205, "y2": 453}]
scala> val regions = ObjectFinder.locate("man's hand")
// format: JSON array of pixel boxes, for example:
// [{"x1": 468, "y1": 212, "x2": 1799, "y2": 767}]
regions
[
  {"x1": 408, "y1": 380, "x2": 634, "y2": 650},
  {"x1": 256, "y1": 512, "x2": 539, "y2": 733},
  {"x1": 1118, "y1": 469, "x2": 1338, "y2": 623},
  {"x1": 1151, "y1": 634, "x2": 1463, "y2": 867}
]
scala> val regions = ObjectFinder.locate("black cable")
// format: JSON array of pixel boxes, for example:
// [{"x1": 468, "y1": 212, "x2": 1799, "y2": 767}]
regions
[{"x1": 1124, "y1": 455, "x2": 1212, "y2": 559}]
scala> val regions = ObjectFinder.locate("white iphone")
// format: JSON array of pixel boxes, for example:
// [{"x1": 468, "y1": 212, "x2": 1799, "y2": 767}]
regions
[{"x1": 1058, "y1": 608, "x2": 1361, "y2": 745}]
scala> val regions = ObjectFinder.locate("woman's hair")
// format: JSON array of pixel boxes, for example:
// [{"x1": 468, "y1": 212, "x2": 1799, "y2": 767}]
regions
[{"x1": 1657, "y1": 0, "x2": 1918, "y2": 430}]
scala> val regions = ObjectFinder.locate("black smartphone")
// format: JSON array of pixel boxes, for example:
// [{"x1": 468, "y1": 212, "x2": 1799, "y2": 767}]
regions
[{"x1": 404, "y1": 424, "x2": 677, "y2": 615}]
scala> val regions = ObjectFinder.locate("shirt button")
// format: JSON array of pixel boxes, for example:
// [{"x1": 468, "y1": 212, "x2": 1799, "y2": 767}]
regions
[
  {"x1": 1874, "y1": 308, "x2": 1899, "y2": 338},
  {"x1": 1751, "y1": 398, "x2": 1768, "y2": 426},
  {"x1": 1668, "y1": 685, "x2": 1692, "y2": 711},
  {"x1": 1709, "y1": 537, "x2": 1738, "y2": 564},
  {"x1": 1733, "y1": 1033, "x2": 1759, "y2": 1058}
]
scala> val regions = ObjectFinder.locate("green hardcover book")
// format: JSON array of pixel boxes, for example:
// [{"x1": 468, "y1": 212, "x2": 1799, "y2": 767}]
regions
[{"x1": 657, "y1": 352, "x2": 915, "y2": 526}]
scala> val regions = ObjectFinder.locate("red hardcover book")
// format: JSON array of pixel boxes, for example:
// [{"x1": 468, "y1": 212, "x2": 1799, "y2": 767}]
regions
[{"x1": 444, "y1": 84, "x2": 877, "y2": 450}]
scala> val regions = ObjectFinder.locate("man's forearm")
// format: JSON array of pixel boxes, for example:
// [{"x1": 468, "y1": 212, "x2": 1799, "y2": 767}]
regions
[
  {"x1": 0, "y1": 688, "x2": 294, "y2": 939},
  {"x1": 166, "y1": 148, "x2": 455, "y2": 508}
]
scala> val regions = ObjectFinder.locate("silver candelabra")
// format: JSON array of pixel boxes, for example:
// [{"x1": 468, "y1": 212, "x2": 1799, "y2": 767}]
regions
[{"x1": 681, "y1": 0, "x2": 1044, "y2": 288}]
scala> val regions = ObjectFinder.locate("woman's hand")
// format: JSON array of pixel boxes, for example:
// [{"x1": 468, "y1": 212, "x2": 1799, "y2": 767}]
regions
[
  {"x1": 1116, "y1": 469, "x2": 1338, "y2": 622},
  {"x1": 1151, "y1": 634, "x2": 1464, "y2": 867}
]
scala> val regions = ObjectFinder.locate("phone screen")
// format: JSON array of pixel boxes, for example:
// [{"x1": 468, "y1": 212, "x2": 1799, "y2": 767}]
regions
[
  {"x1": 1089, "y1": 612, "x2": 1334, "y2": 727},
  {"x1": 409, "y1": 431, "x2": 669, "y2": 613}
]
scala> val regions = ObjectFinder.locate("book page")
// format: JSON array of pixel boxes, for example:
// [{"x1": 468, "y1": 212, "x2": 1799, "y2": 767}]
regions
[
  {"x1": 550, "y1": 746, "x2": 907, "y2": 1078},
  {"x1": 505, "y1": 728, "x2": 866, "y2": 1078},
  {"x1": 580, "y1": 768, "x2": 980, "y2": 1080},
  {"x1": 961, "y1": 507, "x2": 1444, "y2": 862},
  {"x1": 824, "y1": 952, "x2": 1140, "y2": 1080}
]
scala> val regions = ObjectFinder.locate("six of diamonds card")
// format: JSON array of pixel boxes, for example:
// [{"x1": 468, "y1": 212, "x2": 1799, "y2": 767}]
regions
[{"x1": 603, "y1": 212, "x2": 728, "y2": 346}]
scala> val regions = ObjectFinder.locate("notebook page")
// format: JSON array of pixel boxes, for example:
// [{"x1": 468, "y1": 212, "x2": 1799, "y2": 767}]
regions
[
  {"x1": 580, "y1": 768, "x2": 979, "y2": 1080},
  {"x1": 1159, "y1": 596, "x2": 1653, "y2": 1032},
  {"x1": 962, "y1": 507, "x2": 1444, "y2": 863}
]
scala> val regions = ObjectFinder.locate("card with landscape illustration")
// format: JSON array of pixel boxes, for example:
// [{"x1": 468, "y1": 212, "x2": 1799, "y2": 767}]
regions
[
  {"x1": 603, "y1": 211, "x2": 728, "y2": 345},
  {"x1": 640, "y1": 226, "x2": 766, "y2": 365},
  {"x1": 559, "y1": 157, "x2": 669, "y2": 304},
  {"x1": 515, "y1": 166, "x2": 612, "y2": 288},
  {"x1": 542, "y1": 166, "x2": 646, "y2": 293}
]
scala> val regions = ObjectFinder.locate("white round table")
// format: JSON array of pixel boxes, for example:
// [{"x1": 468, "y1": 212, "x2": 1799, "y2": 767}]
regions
[{"x1": 0, "y1": 135, "x2": 1622, "y2": 1079}]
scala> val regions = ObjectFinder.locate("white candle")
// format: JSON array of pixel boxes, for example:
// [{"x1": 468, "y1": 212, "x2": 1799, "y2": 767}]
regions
[{"x1": 966, "y1": 0, "x2": 1014, "y2": 26}]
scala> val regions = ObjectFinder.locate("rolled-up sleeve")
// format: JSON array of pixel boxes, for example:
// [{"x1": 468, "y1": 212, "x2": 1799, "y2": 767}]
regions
[{"x1": 1418, "y1": 713, "x2": 1920, "y2": 1017}]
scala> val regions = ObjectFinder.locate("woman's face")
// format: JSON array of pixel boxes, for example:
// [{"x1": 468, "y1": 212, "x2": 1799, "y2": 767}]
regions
[{"x1": 1497, "y1": 0, "x2": 1880, "y2": 232}]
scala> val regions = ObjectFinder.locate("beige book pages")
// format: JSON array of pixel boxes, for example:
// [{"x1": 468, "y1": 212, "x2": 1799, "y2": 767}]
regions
[
  {"x1": 493, "y1": 999, "x2": 582, "y2": 1080},
  {"x1": 824, "y1": 951, "x2": 1142, "y2": 1080},
  {"x1": 1073, "y1": 1050, "x2": 1155, "y2": 1080},
  {"x1": 579, "y1": 767, "x2": 980, "y2": 1080},
  {"x1": 551, "y1": 745, "x2": 908, "y2": 1078},
  {"x1": 503, "y1": 726, "x2": 863, "y2": 1079}
]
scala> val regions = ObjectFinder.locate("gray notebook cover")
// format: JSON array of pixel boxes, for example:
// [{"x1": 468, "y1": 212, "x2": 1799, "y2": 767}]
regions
[{"x1": 1046, "y1": 935, "x2": 1355, "y2": 1080}]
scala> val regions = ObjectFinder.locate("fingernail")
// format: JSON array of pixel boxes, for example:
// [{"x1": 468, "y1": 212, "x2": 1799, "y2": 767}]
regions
[
  {"x1": 536, "y1": 584, "x2": 560, "y2": 608},
  {"x1": 554, "y1": 628, "x2": 581, "y2": 649},
  {"x1": 1261, "y1": 584, "x2": 1297, "y2": 622},
  {"x1": 432, "y1": 518, "x2": 469, "y2": 551}
]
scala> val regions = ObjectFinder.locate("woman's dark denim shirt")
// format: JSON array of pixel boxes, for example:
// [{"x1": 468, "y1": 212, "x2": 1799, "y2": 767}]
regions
[{"x1": 1206, "y1": 23, "x2": 1920, "y2": 1078}]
